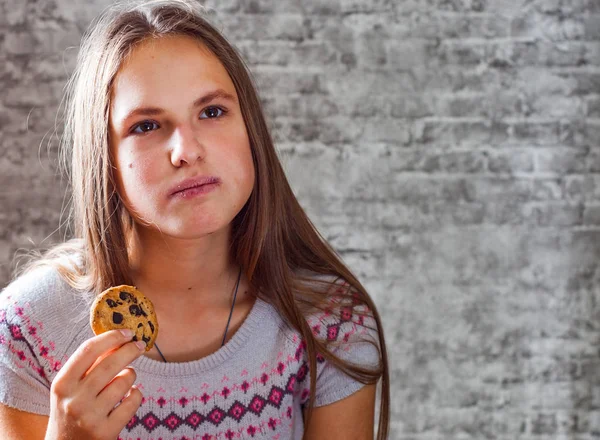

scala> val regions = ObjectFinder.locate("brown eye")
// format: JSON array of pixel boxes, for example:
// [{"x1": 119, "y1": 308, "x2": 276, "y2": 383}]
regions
[
  {"x1": 131, "y1": 120, "x2": 159, "y2": 135},
  {"x1": 200, "y1": 106, "x2": 226, "y2": 119}
]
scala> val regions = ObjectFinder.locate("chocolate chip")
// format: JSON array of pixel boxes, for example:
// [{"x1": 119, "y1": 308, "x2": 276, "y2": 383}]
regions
[
  {"x1": 148, "y1": 321, "x2": 155, "y2": 334},
  {"x1": 132, "y1": 335, "x2": 138, "y2": 341},
  {"x1": 137, "y1": 323, "x2": 143, "y2": 328},
  {"x1": 139, "y1": 305, "x2": 148, "y2": 317},
  {"x1": 129, "y1": 305, "x2": 142, "y2": 316},
  {"x1": 112, "y1": 312, "x2": 123, "y2": 324},
  {"x1": 119, "y1": 291, "x2": 134, "y2": 302},
  {"x1": 142, "y1": 335, "x2": 150, "y2": 343},
  {"x1": 106, "y1": 299, "x2": 118, "y2": 308}
]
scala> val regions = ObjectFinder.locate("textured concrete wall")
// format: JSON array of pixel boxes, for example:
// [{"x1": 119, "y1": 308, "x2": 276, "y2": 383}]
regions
[{"x1": 1, "y1": 0, "x2": 600, "y2": 438}]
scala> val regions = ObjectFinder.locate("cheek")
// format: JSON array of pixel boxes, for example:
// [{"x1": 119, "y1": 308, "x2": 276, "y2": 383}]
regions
[
  {"x1": 230, "y1": 127, "x2": 255, "y2": 183},
  {"x1": 243, "y1": 150, "x2": 256, "y2": 187},
  {"x1": 116, "y1": 153, "x2": 163, "y2": 204},
  {"x1": 228, "y1": 140, "x2": 255, "y2": 191},
  {"x1": 120, "y1": 153, "x2": 158, "y2": 186}
]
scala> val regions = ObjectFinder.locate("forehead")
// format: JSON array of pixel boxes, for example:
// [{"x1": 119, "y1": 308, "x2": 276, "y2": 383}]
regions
[
  {"x1": 119, "y1": 34, "x2": 220, "y2": 71},
  {"x1": 110, "y1": 35, "x2": 235, "y2": 119}
]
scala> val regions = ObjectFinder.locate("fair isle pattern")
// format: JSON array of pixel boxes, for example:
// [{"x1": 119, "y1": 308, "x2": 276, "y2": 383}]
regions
[
  {"x1": 120, "y1": 404, "x2": 295, "y2": 440},
  {"x1": 120, "y1": 343, "x2": 321, "y2": 437},
  {"x1": 306, "y1": 282, "x2": 376, "y2": 356},
  {"x1": 0, "y1": 295, "x2": 64, "y2": 381},
  {"x1": 118, "y1": 287, "x2": 375, "y2": 438}
]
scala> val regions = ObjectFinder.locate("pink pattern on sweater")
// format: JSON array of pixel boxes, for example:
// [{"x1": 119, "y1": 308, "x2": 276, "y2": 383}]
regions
[{"x1": 0, "y1": 297, "x2": 66, "y2": 380}]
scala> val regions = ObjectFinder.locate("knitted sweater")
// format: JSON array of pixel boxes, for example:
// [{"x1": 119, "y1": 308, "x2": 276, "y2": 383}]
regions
[{"x1": 0, "y1": 265, "x2": 380, "y2": 439}]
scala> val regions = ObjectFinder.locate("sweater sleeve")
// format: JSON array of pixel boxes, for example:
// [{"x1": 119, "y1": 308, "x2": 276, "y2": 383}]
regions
[
  {"x1": 0, "y1": 266, "x2": 80, "y2": 416},
  {"x1": 303, "y1": 280, "x2": 382, "y2": 408}
]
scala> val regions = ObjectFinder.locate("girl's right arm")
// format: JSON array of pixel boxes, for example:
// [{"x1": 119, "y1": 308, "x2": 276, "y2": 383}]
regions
[
  {"x1": 0, "y1": 404, "x2": 48, "y2": 439},
  {"x1": 0, "y1": 329, "x2": 145, "y2": 440}
]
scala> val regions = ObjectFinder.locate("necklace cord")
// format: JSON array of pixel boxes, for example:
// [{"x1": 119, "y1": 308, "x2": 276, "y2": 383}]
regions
[{"x1": 153, "y1": 267, "x2": 243, "y2": 363}]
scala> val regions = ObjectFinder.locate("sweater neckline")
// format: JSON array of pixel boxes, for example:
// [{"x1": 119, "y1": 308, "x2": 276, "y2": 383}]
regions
[{"x1": 132, "y1": 295, "x2": 271, "y2": 376}]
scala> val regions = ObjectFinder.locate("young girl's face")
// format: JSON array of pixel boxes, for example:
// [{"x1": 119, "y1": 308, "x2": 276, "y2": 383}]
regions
[{"x1": 108, "y1": 35, "x2": 255, "y2": 239}]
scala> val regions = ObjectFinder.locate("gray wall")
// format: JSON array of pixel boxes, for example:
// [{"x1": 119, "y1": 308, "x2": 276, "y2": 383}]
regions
[{"x1": 1, "y1": 0, "x2": 600, "y2": 438}]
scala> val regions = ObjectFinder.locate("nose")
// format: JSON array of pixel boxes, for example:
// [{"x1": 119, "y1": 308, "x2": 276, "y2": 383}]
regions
[{"x1": 169, "y1": 125, "x2": 205, "y2": 167}]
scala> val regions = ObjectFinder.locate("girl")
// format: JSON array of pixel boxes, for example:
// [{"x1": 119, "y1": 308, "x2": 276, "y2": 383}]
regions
[{"x1": 0, "y1": 0, "x2": 390, "y2": 439}]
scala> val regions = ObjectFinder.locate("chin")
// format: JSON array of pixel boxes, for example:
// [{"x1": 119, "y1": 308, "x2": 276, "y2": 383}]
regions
[
  {"x1": 169, "y1": 221, "x2": 230, "y2": 238},
  {"x1": 135, "y1": 211, "x2": 233, "y2": 238}
]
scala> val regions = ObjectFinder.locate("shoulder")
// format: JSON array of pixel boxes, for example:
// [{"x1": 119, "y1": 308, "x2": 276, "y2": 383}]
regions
[
  {"x1": 0, "y1": 263, "x2": 92, "y2": 380},
  {"x1": 308, "y1": 277, "x2": 380, "y2": 357},
  {"x1": 276, "y1": 272, "x2": 382, "y2": 408},
  {"x1": 1, "y1": 262, "x2": 91, "y2": 324},
  {"x1": 1, "y1": 265, "x2": 62, "y2": 319},
  {"x1": 283, "y1": 272, "x2": 381, "y2": 361}
]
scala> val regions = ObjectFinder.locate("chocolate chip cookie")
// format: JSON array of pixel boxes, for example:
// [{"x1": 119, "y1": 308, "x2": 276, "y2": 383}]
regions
[{"x1": 90, "y1": 285, "x2": 158, "y2": 351}]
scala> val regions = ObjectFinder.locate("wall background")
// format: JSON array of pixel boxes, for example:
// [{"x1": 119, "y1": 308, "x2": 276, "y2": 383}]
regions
[{"x1": 1, "y1": 0, "x2": 599, "y2": 438}]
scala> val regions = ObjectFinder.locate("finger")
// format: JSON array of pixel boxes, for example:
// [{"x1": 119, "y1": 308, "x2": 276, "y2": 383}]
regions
[
  {"x1": 83, "y1": 340, "x2": 145, "y2": 397},
  {"x1": 97, "y1": 367, "x2": 137, "y2": 415},
  {"x1": 64, "y1": 329, "x2": 136, "y2": 382},
  {"x1": 108, "y1": 385, "x2": 143, "y2": 430}
]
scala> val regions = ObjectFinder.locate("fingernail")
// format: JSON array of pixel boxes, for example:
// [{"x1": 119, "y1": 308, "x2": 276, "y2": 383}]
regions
[
  {"x1": 135, "y1": 341, "x2": 146, "y2": 351},
  {"x1": 120, "y1": 329, "x2": 133, "y2": 338}
]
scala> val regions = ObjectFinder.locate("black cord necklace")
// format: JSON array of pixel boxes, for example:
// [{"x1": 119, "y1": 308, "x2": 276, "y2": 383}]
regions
[{"x1": 153, "y1": 267, "x2": 243, "y2": 363}]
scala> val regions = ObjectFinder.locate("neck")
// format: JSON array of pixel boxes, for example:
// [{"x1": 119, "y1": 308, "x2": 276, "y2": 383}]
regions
[{"x1": 126, "y1": 223, "x2": 242, "y2": 310}]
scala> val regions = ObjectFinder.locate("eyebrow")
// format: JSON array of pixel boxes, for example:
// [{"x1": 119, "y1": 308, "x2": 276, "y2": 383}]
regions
[{"x1": 119, "y1": 89, "x2": 237, "y2": 125}]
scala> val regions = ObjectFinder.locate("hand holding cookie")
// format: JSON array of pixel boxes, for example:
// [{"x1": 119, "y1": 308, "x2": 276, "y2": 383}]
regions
[
  {"x1": 45, "y1": 285, "x2": 159, "y2": 440},
  {"x1": 45, "y1": 329, "x2": 145, "y2": 440}
]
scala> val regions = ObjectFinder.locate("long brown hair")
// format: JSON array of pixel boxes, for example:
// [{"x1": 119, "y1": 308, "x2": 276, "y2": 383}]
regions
[{"x1": 14, "y1": 0, "x2": 390, "y2": 436}]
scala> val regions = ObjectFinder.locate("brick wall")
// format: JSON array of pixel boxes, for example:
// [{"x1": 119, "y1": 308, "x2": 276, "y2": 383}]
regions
[{"x1": 1, "y1": 0, "x2": 599, "y2": 438}]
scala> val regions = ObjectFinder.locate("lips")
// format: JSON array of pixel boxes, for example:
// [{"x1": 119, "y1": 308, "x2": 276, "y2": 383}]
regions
[{"x1": 169, "y1": 175, "x2": 221, "y2": 197}]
